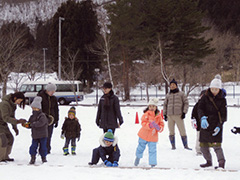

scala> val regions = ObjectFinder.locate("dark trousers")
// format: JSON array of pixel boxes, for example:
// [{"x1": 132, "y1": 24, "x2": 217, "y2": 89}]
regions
[
  {"x1": 29, "y1": 137, "x2": 48, "y2": 157},
  {"x1": 47, "y1": 124, "x2": 54, "y2": 153},
  {"x1": 63, "y1": 138, "x2": 76, "y2": 148},
  {"x1": 91, "y1": 147, "x2": 116, "y2": 164}
]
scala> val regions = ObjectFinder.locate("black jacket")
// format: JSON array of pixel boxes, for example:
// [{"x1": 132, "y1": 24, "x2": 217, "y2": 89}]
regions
[
  {"x1": 96, "y1": 90, "x2": 123, "y2": 129},
  {"x1": 28, "y1": 110, "x2": 48, "y2": 139},
  {"x1": 61, "y1": 117, "x2": 81, "y2": 138},
  {"x1": 198, "y1": 89, "x2": 227, "y2": 143},
  {"x1": 37, "y1": 90, "x2": 59, "y2": 124}
]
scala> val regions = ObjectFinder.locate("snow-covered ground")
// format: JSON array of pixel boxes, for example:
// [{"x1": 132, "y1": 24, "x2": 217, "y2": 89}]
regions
[{"x1": 1, "y1": 96, "x2": 240, "y2": 180}]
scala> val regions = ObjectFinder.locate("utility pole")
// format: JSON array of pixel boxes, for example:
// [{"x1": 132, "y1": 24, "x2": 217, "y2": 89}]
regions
[
  {"x1": 58, "y1": 17, "x2": 65, "y2": 80},
  {"x1": 43, "y1": 48, "x2": 48, "y2": 81}
]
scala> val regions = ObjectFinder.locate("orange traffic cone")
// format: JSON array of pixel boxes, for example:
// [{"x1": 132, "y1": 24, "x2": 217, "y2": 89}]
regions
[
  {"x1": 135, "y1": 112, "x2": 139, "y2": 124},
  {"x1": 160, "y1": 109, "x2": 164, "y2": 119}
]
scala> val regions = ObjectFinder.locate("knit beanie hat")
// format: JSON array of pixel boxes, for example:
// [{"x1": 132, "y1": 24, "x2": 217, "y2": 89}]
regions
[
  {"x1": 68, "y1": 106, "x2": 76, "y2": 117},
  {"x1": 104, "y1": 129, "x2": 114, "y2": 142},
  {"x1": 46, "y1": 83, "x2": 57, "y2": 92},
  {"x1": 148, "y1": 98, "x2": 158, "y2": 107},
  {"x1": 31, "y1": 96, "x2": 42, "y2": 109},
  {"x1": 102, "y1": 82, "x2": 112, "y2": 89},
  {"x1": 170, "y1": 79, "x2": 178, "y2": 86},
  {"x1": 210, "y1": 74, "x2": 222, "y2": 89}
]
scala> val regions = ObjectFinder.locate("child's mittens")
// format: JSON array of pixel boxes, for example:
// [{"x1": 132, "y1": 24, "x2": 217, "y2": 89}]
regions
[
  {"x1": 104, "y1": 160, "x2": 112, "y2": 167},
  {"x1": 112, "y1": 161, "x2": 118, "y2": 167},
  {"x1": 22, "y1": 122, "x2": 31, "y2": 129},
  {"x1": 149, "y1": 121, "x2": 160, "y2": 131}
]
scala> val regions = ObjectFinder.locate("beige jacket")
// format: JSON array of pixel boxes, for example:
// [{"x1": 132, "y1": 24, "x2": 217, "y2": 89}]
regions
[{"x1": 163, "y1": 90, "x2": 189, "y2": 116}]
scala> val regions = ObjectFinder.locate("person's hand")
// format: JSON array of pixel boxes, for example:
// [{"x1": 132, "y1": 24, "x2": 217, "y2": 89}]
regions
[
  {"x1": 22, "y1": 122, "x2": 31, "y2": 129},
  {"x1": 231, "y1": 127, "x2": 240, "y2": 134},
  {"x1": 191, "y1": 118, "x2": 197, "y2": 129},
  {"x1": 212, "y1": 127, "x2": 220, "y2": 136},
  {"x1": 112, "y1": 161, "x2": 118, "y2": 167},
  {"x1": 164, "y1": 115, "x2": 168, "y2": 122},
  {"x1": 77, "y1": 136, "x2": 80, "y2": 142},
  {"x1": 54, "y1": 122, "x2": 58, "y2": 128},
  {"x1": 181, "y1": 113, "x2": 186, "y2": 119},
  {"x1": 104, "y1": 160, "x2": 112, "y2": 167},
  {"x1": 17, "y1": 119, "x2": 27, "y2": 124},
  {"x1": 201, "y1": 116, "x2": 209, "y2": 129},
  {"x1": 13, "y1": 127, "x2": 19, "y2": 136}
]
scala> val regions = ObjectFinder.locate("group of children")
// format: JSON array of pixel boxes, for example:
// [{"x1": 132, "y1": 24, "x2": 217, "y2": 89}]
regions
[{"x1": 21, "y1": 95, "x2": 164, "y2": 167}]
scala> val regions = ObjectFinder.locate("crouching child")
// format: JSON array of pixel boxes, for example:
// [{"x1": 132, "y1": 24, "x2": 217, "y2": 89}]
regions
[
  {"x1": 88, "y1": 129, "x2": 120, "y2": 167},
  {"x1": 22, "y1": 96, "x2": 49, "y2": 164}
]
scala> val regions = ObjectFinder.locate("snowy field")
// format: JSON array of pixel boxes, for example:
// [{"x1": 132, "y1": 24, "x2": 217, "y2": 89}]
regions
[{"x1": 1, "y1": 98, "x2": 240, "y2": 180}]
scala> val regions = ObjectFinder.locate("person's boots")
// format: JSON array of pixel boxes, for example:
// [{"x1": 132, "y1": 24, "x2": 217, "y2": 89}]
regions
[
  {"x1": 181, "y1": 136, "x2": 192, "y2": 150},
  {"x1": 169, "y1": 135, "x2": 176, "y2": 150},
  {"x1": 200, "y1": 160, "x2": 212, "y2": 168},
  {"x1": 63, "y1": 147, "x2": 69, "y2": 155},
  {"x1": 215, "y1": 160, "x2": 225, "y2": 169},
  {"x1": 71, "y1": 146, "x2": 76, "y2": 155},
  {"x1": 42, "y1": 156, "x2": 47, "y2": 163},
  {"x1": 134, "y1": 157, "x2": 140, "y2": 166},
  {"x1": 29, "y1": 155, "x2": 36, "y2": 165}
]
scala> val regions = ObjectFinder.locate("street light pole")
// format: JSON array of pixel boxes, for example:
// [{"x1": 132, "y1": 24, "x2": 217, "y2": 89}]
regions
[
  {"x1": 58, "y1": 17, "x2": 65, "y2": 80},
  {"x1": 95, "y1": 68, "x2": 100, "y2": 105},
  {"x1": 43, "y1": 48, "x2": 48, "y2": 81}
]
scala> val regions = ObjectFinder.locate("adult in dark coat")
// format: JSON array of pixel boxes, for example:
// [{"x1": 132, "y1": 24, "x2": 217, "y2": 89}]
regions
[
  {"x1": 198, "y1": 75, "x2": 227, "y2": 169},
  {"x1": 37, "y1": 83, "x2": 59, "y2": 154},
  {"x1": 96, "y1": 82, "x2": 123, "y2": 134},
  {"x1": 0, "y1": 92, "x2": 27, "y2": 162}
]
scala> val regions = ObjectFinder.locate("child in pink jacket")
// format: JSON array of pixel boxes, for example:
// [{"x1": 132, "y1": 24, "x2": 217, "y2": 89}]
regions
[{"x1": 134, "y1": 98, "x2": 164, "y2": 167}]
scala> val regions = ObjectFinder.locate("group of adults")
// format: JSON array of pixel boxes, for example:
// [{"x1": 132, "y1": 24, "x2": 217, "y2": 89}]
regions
[
  {"x1": 0, "y1": 83, "x2": 59, "y2": 162},
  {"x1": 0, "y1": 76, "x2": 226, "y2": 169}
]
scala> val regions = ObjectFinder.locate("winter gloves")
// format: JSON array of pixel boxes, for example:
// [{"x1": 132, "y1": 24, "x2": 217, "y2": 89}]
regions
[
  {"x1": 104, "y1": 160, "x2": 118, "y2": 167},
  {"x1": 231, "y1": 127, "x2": 240, "y2": 134},
  {"x1": 22, "y1": 122, "x2": 31, "y2": 129},
  {"x1": 191, "y1": 118, "x2": 197, "y2": 129},
  {"x1": 212, "y1": 127, "x2": 220, "y2": 136},
  {"x1": 149, "y1": 121, "x2": 161, "y2": 131},
  {"x1": 181, "y1": 113, "x2": 186, "y2": 119},
  {"x1": 201, "y1": 116, "x2": 209, "y2": 129},
  {"x1": 164, "y1": 115, "x2": 168, "y2": 122}
]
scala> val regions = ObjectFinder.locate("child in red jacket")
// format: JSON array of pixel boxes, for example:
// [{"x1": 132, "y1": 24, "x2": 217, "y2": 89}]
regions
[{"x1": 134, "y1": 98, "x2": 164, "y2": 167}]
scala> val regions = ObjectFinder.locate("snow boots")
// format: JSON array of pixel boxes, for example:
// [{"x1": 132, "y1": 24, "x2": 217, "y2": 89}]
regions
[
  {"x1": 71, "y1": 146, "x2": 76, "y2": 155},
  {"x1": 29, "y1": 155, "x2": 36, "y2": 164},
  {"x1": 200, "y1": 160, "x2": 212, "y2": 168},
  {"x1": 42, "y1": 156, "x2": 47, "y2": 163},
  {"x1": 63, "y1": 147, "x2": 69, "y2": 155},
  {"x1": 181, "y1": 136, "x2": 192, "y2": 150},
  {"x1": 134, "y1": 157, "x2": 140, "y2": 166},
  {"x1": 169, "y1": 135, "x2": 176, "y2": 150}
]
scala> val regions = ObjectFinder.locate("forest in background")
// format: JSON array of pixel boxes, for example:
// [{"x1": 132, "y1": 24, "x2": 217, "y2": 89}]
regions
[{"x1": 0, "y1": 0, "x2": 240, "y2": 100}]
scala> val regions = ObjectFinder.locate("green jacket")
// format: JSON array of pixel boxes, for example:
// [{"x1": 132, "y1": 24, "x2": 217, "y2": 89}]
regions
[{"x1": 0, "y1": 94, "x2": 18, "y2": 134}]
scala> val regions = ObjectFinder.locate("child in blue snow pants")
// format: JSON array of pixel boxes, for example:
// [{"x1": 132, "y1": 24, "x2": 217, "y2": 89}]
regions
[
  {"x1": 136, "y1": 137, "x2": 157, "y2": 165},
  {"x1": 29, "y1": 137, "x2": 48, "y2": 158}
]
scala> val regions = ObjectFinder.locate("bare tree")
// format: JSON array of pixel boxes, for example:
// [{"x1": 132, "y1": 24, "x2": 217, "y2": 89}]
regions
[
  {"x1": 62, "y1": 49, "x2": 83, "y2": 105},
  {"x1": 0, "y1": 23, "x2": 30, "y2": 96}
]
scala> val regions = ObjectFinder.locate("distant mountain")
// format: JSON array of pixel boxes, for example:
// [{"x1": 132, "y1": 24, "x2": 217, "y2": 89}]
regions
[{"x1": 0, "y1": 0, "x2": 106, "y2": 31}]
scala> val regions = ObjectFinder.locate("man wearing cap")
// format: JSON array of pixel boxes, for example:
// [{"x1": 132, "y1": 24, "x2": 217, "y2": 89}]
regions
[
  {"x1": 163, "y1": 79, "x2": 190, "y2": 150},
  {"x1": 37, "y1": 83, "x2": 59, "y2": 154},
  {"x1": 0, "y1": 92, "x2": 27, "y2": 162},
  {"x1": 96, "y1": 82, "x2": 123, "y2": 134}
]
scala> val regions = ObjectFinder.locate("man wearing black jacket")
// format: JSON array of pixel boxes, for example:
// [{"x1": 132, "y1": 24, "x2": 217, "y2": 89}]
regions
[
  {"x1": 96, "y1": 82, "x2": 123, "y2": 134},
  {"x1": 37, "y1": 83, "x2": 59, "y2": 154}
]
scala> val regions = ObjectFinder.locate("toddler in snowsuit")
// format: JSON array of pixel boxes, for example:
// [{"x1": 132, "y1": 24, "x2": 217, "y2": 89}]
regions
[
  {"x1": 134, "y1": 98, "x2": 164, "y2": 167},
  {"x1": 61, "y1": 107, "x2": 81, "y2": 155},
  {"x1": 22, "y1": 96, "x2": 49, "y2": 164},
  {"x1": 88, "y1": 129, "x2": 120, "y2": 167}
]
